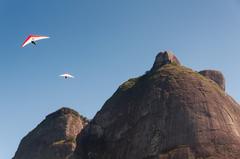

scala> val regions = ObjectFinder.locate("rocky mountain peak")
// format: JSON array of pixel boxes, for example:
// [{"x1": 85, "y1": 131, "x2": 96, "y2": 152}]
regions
[
  {"x1": 151, "y1": 51, "x2": 181, "y2": 72},
  {"x1": 46, "y1": 107, "x2": 80, "y2": 119},
  {"x1": 13, "y1": 107, "x2": 88, "y2": 159},
  {"x1": 73, "y1": 52, "x2": 240, "y2": 159}
]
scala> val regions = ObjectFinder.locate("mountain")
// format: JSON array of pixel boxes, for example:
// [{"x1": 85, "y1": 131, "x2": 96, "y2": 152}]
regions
[
  {"x1": 14, "y1": 51, "x2": 240, "y2": 159},
  {"x1": 73, "y1": 51, "x2": 240, "y2": 159},
  {"x1": 13, "y1": 108, "x2": 88, "y2": 159}
]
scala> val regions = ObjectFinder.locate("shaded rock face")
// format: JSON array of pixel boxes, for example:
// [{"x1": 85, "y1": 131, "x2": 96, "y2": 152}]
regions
[
  {"x1": 13, "y1": 107, "x2": 88, "y2": 159},
  {"x1": 74, "y1": 52, "x2": 240, "y2": 159},
  {"x1": 199, "y1": 70, "x2": 225, "y2": 91}
]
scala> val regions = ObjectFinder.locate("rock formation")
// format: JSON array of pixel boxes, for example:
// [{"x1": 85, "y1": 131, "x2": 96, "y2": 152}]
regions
[
  {"x1": 199, "y1": 70, "x2": 225, "y2": 91},
  {"x1": 151, "y1": 51, "x2": 181, "y2": 72},
  {"x1": 73, "y1": 52, "x2": 240, "y2": 159},
  {"x1": 13, "y1": 107, "x2": 88, "y2": 159},
  {"x1": 14, "y1": 51, "x2": 240, "y2": 159}
]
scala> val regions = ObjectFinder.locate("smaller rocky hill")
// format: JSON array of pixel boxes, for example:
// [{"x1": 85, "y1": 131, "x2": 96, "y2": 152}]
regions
[
  {"x1": 199, "y1": 70, "x2": 225, "y2": 91},
  {"x1": 13, "y1": 107, "x2": 88, "y2": 159}
]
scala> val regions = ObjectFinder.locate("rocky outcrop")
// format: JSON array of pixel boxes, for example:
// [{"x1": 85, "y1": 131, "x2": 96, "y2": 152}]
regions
[
  {"x1": 73, "y1": 52, "x2": 240, "y2": 159},
  {"x1": 13, "y1": 107, "x2": 88, "y2": 159},
  {"x1": 199, "y1": 70, "x2": 225, "y2": 91},
  {"x1": 150, "y1": 51, "x2": 180, "y2": 72},
  {"x1": 14, "y1": 51, "x2": 240, "y2": 159}
]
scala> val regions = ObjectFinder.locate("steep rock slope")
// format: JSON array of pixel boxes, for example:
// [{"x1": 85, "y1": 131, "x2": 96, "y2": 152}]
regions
[
  {"x1": 13, "y1": 107, "x2": 88, "y2": 159},
  {"x1": 74, "y1": 51, "x2": 240, "y2": 159}
]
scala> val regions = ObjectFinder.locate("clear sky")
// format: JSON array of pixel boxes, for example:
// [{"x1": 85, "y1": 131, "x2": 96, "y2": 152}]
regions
[{"x1": 1, "y1": 0, "x2": 240, "y2": 158}]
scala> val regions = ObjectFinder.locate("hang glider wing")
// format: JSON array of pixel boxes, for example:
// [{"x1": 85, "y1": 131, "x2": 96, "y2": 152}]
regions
[
  {"x1": 59, "y1": 73, "x2": 75, "y2": 79},
  {"x1": 21, "y1": 35, "x2": 50, "y2": 47}
]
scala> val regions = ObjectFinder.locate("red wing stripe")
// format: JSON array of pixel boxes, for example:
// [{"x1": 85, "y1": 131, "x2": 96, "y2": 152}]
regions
[{"x1": 21, "y1": 35, "x2": 32, "y2": 47}]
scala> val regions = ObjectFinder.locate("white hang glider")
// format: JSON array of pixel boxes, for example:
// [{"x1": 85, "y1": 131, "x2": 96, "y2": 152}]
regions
[
  {"x1": 21, "y1": 35, "x2": 50, "y2": 47},
  {"x1": 59, "y1": 73, "x2": 75, "y2": 79}
]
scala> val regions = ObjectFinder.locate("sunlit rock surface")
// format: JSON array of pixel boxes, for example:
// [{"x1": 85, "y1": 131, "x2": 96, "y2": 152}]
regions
[{"x1": 13, "y1": 108, "x2": 88, "y2": 159}]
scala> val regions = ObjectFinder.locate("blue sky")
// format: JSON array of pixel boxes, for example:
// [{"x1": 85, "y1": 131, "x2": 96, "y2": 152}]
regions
[{"x1": 1, "y1": 0, "x2": 240, "y2": 158}]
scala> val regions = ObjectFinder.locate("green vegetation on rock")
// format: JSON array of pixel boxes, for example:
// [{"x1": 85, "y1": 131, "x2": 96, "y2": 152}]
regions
[{"x1": 119, "y1": 77, "x2": 140, "y2": 91}]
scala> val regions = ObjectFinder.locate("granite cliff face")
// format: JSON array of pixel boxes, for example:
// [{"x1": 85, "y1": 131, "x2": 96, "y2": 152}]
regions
[
  {"x1": 13, "y1": 108, "x2": 88, "y2": 159},
  {"x1": 73, "y1": 51, "x2": 240, "y2": 159},
  {"x1": 14, "y1": 51, "x2": 240, "y2": 159}
]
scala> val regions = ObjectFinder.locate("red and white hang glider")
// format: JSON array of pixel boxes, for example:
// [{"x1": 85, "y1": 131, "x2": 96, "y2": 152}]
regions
[{"x1": 21, "y1": 35, "x2": 50, "y2": 47}]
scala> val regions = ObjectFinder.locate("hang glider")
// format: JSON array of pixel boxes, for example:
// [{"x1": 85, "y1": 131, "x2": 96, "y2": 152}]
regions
[
  {"x1": 21, "y1": 35, "x2": 50, "y2": 47},
  {"x1": 59, "y1": 73, "x2": 74, "y2": 79}
]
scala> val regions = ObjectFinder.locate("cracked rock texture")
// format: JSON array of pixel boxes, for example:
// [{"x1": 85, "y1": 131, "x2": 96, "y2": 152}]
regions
[{"x1": 13, "y1": 107, "x2": 88, "y2": 159}]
